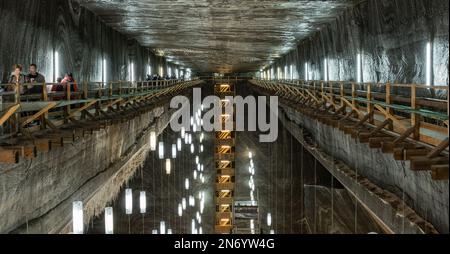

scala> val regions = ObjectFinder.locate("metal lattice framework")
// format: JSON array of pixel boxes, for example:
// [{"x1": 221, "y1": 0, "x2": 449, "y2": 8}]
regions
[{"x1": 214, "y1": 81, "x2": 236, "y2": 234}]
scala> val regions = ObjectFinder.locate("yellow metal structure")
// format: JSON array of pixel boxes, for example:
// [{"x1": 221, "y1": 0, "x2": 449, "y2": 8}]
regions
[{"x1": 214, "y1": 82, "x2": 236, "y2": 234}]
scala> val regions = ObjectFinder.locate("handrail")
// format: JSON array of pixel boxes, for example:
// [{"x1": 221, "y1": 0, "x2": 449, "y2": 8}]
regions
[
  {"x1": 250, "y1": 78, "x2": 449, "y2": 148},
  {"x1": 0, "y1": 78, "x2": 199, "y2": 140}
]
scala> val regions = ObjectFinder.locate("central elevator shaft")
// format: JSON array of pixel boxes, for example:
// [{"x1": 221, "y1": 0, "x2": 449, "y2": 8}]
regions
[{"x1": 214, "y1": 81, "x2": 236, "y2": 234}]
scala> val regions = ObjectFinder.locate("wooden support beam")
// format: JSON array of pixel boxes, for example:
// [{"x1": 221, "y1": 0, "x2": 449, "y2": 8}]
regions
[
  {"x1": 426, "y1": 137, "x2": 449, "y2": 159},
  {"x1": 67, "y1": 100, "x2": 98, "y2": 120},
  {"x1": 0, "y1": 148, "x2": 20, "y2": 164},
  {"x1": 410, "y1": 156, "x2": 448, "y2": 171},
  {"x1": 369, "y1": 137, "x2": 395, "y2": 149},
  {"x1": 0, "y1": 104, "x2": 20, "y2": 126},
  {"x1": 431, "y1": 165, "x2": 449, "y2": 180},
  {"x1": 20, "y1": 102, "x2": 57, "y2": 127}
]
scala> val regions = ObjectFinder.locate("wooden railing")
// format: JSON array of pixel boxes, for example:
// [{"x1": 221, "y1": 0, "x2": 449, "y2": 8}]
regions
[
  {"x1": 0, "y1": 78, "x2": 197, "y2": 141},
  {"x1": 250, "y1": 78, "x2": 449, "y2": 180},
  {"x1": 253, "y1": 78, "x2": 448, "y2": 147}
]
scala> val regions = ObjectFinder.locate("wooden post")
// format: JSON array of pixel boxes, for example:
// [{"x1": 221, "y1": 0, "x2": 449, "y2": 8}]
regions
[
  {"x1": 64, "y1": 81, "x2": 71, "y2": 123},
  {"x1": 14, "y1": 82, "x2": 21, "y2": 134},
  {"x1": 411, "y1": 84, "x2": 420, "y2": 140},
  {"x1": 41, "y1": 82, "x2": 48, "y2": 129},
  {"x1": 386, "y1": 83, "x2": 393, "y2": 130},
  {"x1": 367, "y1": 83, "x2": 374, "y2": 124}
]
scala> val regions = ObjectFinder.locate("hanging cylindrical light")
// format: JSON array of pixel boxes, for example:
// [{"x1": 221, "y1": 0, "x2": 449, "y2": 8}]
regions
[
  {"x1": 178, "y1": 203, "x2": 183, "y2": 217},
  {"x1": 167, "y1": 229, "x2": 173, "y2": 234},
  {"x1": 152, "y1": 229, "x2": 158, "y2": 234},
  {"x1": 201, "y1": 165, "x2": 204, "y2": 172},
  {"x1": 172, "y1": 144, "x2": 177, "y2": 158},
  {"x1": 193, "y1": 170, "x2": 198, "y2": 180},
  {"x1": 190, "y1": 117, "x2": 194, "y2": 126},
  {"x1": 248, "y1": 152, "x2": 253, "y2": 159},
  {"x1": 200, "y1": 133, "x2": 204, "y2": 143},
  {"x1": 72, "y1": 201, "x2": 84, "y2": 234},
  {"x1": 190, "y1": 144, "x2": 195, "y2": 154},
  {"x1": 158, "y1": 142, "x2": 164, "y2": 159},
  {"x1": 125, "y1": 188, "x2": 133, "y2": 215},
  {"x1": 199, "y1": 227, "x2": 203, "y2": 234},
  {"x1": 150, "y1": 131, "x2": 157, "y2": 151},
  {"x1": 140, "y1": 191, "x2": 146, "y2": 214},
  {"x1": 196, "y1": 156, "x2": 199, "y2": 164},
  {"x1": 200, "y1": 145, "x2": 204, "y2": 152},
  {"x1": 105, "y1": 207, "x2": 113, "y2": 234},
  {"x1": 184, "y1": 133, "x2": 189, "y2": 144},
  {"x1": 182, "y1": 198, "x2": 187, "y2": 210},
  {"x1": 181, "y1": 127, "x2": 186, "y2": 138},
  {"x1": 165, "y1": 159, "x2": 171, "y2": 175},
  {"x1": 201, "y1": 175, "x2": 205, "y2": 184},
  {"x1": 188, "y1": 134, "x2": 192, "y2": 144},
  {"x1": 177, "y1": 138, "x2": 182, "y2": 151},
  {"x1": 270, "y1": 229, "x2": 275, "y2": 234},
  {"x1": 267, "y1": 213, "x2": 272, "y2": 227},
  {"x1": 185, "y1": 178, "x2": 190, "y2": 190},
  {"x1": 200, "y1": 199, "x2": 205, "y2": 214},
  {"x1": 193, "y1": 123, "x2": 197, "y2": 132},
  {"x1": 191, "y1": 219, "x2": 196, "y2": 234},
  {"x1": 160, "y1": 221, "x2": 166, "y2": 234},
  {"x1": 197, "y1": 163, "x2": 201, "y2": 171},
  {"x1": 189, "y1": 195, "x2": 195, "y2": 207},
  {"x1": 196, "y1": 212, "x2": 202, "y2": 224}
]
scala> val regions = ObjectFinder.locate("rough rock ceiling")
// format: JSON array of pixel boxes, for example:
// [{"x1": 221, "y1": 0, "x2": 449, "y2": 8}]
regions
[{"x1": 79, "y1": 0, "x2": 354, "y2": 73}]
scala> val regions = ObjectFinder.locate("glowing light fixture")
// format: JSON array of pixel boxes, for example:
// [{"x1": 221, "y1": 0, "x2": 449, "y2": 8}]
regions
[
  {"x1": 185, "y1": 178, "x2": 190, "y2": 190},
  {"x1": 72, "y1": 201, "x2": 83, "y2": 234},
  {"x1": 304, "y1": 63, "x2": 309, "y2": 81},
  {"x1": 267, "y1": 213, "x2": 272, "y2": 227},
  {"x1": 270, "y1": 229, "x2": 275, "y2": 234},
  {"x1": 105, "y1": 207, "x2": 113, "y2": 234},
  {"x1": 324, "y1": 58, "x2": 328, "y2": 82},
  {"x1": 182, "y1": 198, "x2": 187, "y2": 210},
  {"x1": 152, "y1": 229, "x2": 158, "y2": 234},
  {"x1": 150, "y1": 131, "x2": 157, "y2": 151},
  {"x1": 248, "y1": 152, "x2": 253, "y2": 159},
  {"x1": 103, "y1": 58, "x2": 107, "y2": 83},
  {"x1": 160, "y1": 221, "x2": 166, "y2": 234},
  {"x1": 357, "y1": 53, "x2": 362, "y2": 83},
  {"x1": 426, "y1": 42, "x2": 432, "y2": 86},
  {"x1": 172, "y1": 144, "x2": 177, "y2": 159},
  {"x1": 181, "y1": 127, "x2": 186, "y2": 138},
  {"x1": 190, "y1": 144, "x2": 195, "y2": 154},
  {"x1": 196, "y1": 156, "x2": 199, "y2": 164},
  {"x1": 177, "y1": 138, "x2": 182, "y2": 151},
  {"x1": 165, "y1": 159, "x2": 171, "y2": 175},
  {"x1": 167, "y1": 229, "x2": 173, "y2": 234},
  {"x1": 140, "y1": 191, "x2": 146, "y2": 214},
  {"x1": 193, "y1": 170, "x2": 198, "y2": 180},
  {"x1": 158, "y1": 142, "x2": 164, "y2": 159},
  {"x1": 125, "y1": 188, "x2": 132, "y2": 215},
  {"x1": 178, "y1": 203, "x2": 183, "y2": 217}
]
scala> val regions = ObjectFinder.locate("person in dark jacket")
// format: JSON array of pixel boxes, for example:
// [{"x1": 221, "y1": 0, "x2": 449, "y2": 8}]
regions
[{"x1": 25, "y1": 64, "x2": 46, "y2": 94}]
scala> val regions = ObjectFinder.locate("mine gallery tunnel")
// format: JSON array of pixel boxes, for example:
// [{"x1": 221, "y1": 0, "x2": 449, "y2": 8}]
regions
[{"x1": 0, "y1": 0, "x2": 448, "y2": 236}]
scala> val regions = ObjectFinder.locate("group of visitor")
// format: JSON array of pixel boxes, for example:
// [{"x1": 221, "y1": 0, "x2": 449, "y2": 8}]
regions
[{"x1": 2, "y1": 64, "x2": 77, "y2": 95}]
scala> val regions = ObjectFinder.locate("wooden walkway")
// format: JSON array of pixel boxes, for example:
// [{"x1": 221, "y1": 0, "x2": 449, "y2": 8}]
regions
[
  {"x1": 0, "y1": 79, "x2": 202, "y2": 164},
  {"x1": 250, "y1": 79, "x2": 449, "y2": 181}
]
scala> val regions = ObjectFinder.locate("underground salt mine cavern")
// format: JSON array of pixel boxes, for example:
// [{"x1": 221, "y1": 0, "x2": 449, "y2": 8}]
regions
[{"x1": 0, "y1": 0, "x2": 448, "y2": 244}]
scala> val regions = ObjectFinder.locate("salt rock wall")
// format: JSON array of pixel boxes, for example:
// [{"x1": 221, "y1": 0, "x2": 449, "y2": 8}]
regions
[
  {"x1": 0, "y1": 105, "x2": 174, "y2": 233},
  {"x1": 0, "y1": 0, "x2": 176, "y2": 83},
  {"x1": 272, "y1": 0, "x2": 449, "y2": 86}
]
